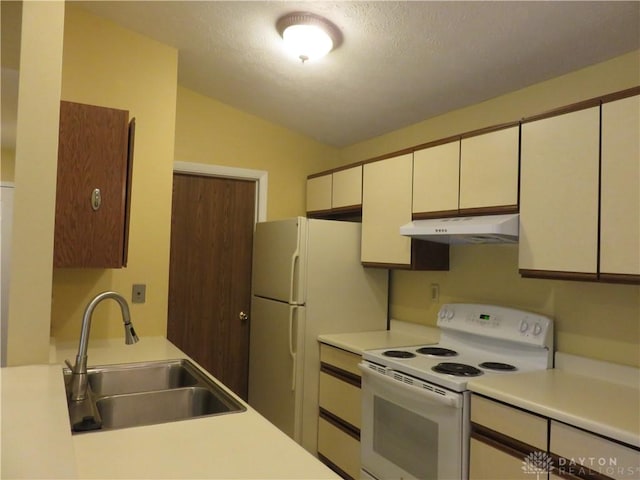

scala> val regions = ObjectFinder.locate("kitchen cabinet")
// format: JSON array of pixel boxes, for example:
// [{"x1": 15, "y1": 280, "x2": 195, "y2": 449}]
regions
[
  {"x1": 317, "y1": 344, "x2": 362, "y2": 480},
  {"x1": 600, "y1": 94, "x2": 640, "y2": 282},
  {"x1": 362, "y1": 153, "x2": 449, "y2": 269},
  {"x1": 459, "y1": 125, "x2": 519, "y2": 214},
  {"x1": 412, "y1": 124, "x2": 519, "y2": 218},
  {"x1": 520, "y1": 90, "x2": 640, "y2": 284},
  {"x1": 307, "y1": 173, "x2": 332, "y2": 214},
  {"x1": 550, "y1": 421, "x2": 639, "y2": 480},
  {"x1": 54, "y1": 100, "x2": 135, "y2": 268},
  {"x1": 519, "y1": 104, "x2": 600, "y2": 280},
  {"x1": 413, "y1": 140, "x2": 460, "y2": 217},
  {"x1": 470, "y1": 394, "x2": 548, "y2": 480},
  {"x1": 307, "y1": 165, "x2": 363, "y2": 219}
]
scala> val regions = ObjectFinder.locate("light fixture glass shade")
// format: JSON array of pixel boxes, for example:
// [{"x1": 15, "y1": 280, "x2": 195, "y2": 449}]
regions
[
  {"x1": 282, "y1": 24, "x2": 333, "y2": 62},
  {"x1": 276, "y1": 12, "x2": 342, "y2": 63}
]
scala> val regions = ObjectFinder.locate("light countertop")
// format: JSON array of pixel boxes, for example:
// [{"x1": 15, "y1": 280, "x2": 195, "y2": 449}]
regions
[
  {"x1": 468, "y1": 354, "x2": 640, "y2": 448},
  {"x1": 318, "y1": 320, "x2": 440, "y2": 355},
  {"x1": 2, "y1": 337, "x2": 337, "y2": 479}
]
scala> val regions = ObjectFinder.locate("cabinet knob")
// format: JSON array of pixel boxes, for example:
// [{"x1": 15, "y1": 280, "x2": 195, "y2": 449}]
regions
[
  {"x1": 91, "y1": 188, "x2": 102, "y2": 211},
  {"x1": 239, "y1": 311, "x2": 249, "y2": 322}
]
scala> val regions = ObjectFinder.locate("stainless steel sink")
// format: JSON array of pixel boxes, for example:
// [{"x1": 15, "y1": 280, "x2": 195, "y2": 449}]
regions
[
  {"x1": 63, "y1": 359, "x2": 246, "y2": 433},
  {"x1": 87, "y1": 359, "x2": 198, "y2": 395},
  {"x1": 96, "y1": 387, "x2": 237, "y2": 429}
]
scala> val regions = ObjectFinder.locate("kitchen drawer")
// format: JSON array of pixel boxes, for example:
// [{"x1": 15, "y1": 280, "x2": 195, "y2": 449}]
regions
[
  {"x1": 318, "y1": 417, "x2": 361, "y2": 480},
  {"x1": 470, "y1": 437, "x2": 533, "y2": 480},
  {"x1": 471, "y1": 395, "x2": 547, "y2": 450},
  {"x1": 319, "y1": 371, "x2": 361, "y2": 429},
  {"x1": 320, "y1": 344, "x2": 361, "y2": 377},
  {"x1": 550, "y1": 421, "x2": 640, "y2": 480}
]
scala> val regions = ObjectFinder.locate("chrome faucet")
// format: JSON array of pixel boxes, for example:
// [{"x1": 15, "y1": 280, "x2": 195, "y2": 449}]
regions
[{"x1": 67, "y1": 291, "x2": 139, "y2": 401}]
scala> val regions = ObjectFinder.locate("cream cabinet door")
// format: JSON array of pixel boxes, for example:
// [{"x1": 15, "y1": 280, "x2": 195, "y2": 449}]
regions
[
  {"x1": 550, "y1": 421, "x2": 640, "y2": 480},
  {"x1": 362, "y1": 153, "x2": 413, "y2": 265},
  {"x1": 470, "y1": 438, "x2": 534, "y2": 480},
  {"x1": 519, "y1": 107, "x2": 600, "y2": 276},
  {"x1": 332, "y1": 165, "x2": 362, "y2": 209},
  {"x1": 600, "y1": 95, "x2": 640, "y2": 278},
  {"x1": 460, "y1": 126, "x2": 519, "y2": 212},
  {"x1": 413, "y1": 141, "x2": 460, "y2": 215},
  {"x1": 306, "y1": 174, "x2": 332, "y2": 213}
]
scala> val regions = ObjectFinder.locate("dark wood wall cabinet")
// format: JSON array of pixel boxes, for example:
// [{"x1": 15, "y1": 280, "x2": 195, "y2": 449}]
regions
[{"x1": 54, "y1": 100, "x2": 135, "y2": 268}]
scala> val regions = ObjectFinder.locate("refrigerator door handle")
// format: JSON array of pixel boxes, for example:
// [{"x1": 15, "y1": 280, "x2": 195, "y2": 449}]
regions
[
  {"x1": 288, "y1": 247, "x2": 300, "y2": 304},
  {"x1": 288, "y1": 305, "x2": 298, "y2": 391}
]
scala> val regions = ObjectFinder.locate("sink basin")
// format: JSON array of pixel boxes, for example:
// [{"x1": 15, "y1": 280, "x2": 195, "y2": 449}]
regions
[
  {"x1": 96, "y1": 387, "x2": 236, "y2": 429},
  {"x1": 87, "y1": 359, "x2": 198, "y2": 395},
  {"x1": 63, "y1": 359, "x2": 246, "y2": 433}
]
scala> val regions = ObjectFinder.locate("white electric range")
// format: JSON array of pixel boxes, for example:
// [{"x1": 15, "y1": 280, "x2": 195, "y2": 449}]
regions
[{"x1": 359, "y1": 303, "x2": 554, "y2": 480}]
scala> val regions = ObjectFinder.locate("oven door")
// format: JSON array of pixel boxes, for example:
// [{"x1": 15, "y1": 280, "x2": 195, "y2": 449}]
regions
[{"x1": 359, "y1": 362, "x2": 469, "y2": 480}]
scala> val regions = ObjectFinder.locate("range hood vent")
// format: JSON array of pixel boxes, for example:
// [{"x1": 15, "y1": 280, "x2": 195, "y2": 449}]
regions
[{"x1": 400, "y1": 214, "x2": 519, "y2": 245}]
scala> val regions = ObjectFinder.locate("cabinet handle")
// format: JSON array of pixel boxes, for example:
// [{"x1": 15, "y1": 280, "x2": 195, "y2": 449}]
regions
[{"x1": 91, "y1": 188, "x2": 102, "y2": 211}]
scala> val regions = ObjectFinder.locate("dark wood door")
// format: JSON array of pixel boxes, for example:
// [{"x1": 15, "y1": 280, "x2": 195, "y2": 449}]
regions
[{"x1": 167, "y1": 173, "x2": 255, "y2": 400}]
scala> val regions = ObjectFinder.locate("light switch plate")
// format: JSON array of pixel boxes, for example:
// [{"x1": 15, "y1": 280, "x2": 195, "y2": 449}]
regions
[{"x1": 132, "y1": 284, "x2": 146, "y2": 304}]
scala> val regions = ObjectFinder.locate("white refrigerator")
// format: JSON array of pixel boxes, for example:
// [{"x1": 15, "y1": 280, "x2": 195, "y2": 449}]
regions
[{"x1": 248, "y1": 217, "x2": 388, "y2": 454}]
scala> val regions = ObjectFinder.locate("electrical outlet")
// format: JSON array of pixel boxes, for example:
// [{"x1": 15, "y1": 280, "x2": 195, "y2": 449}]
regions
[
  {"x1": 430, "y1": 283, "x2": 439, "y2": 302},
  {"x1": 132, "y1": 284, "x2": 146, "y2": 304}
]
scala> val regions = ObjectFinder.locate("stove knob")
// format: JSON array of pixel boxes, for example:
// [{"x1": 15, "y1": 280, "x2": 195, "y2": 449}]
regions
[
  {"x1": 439, "y1": 309, "x2": 447, "y2": 320},
  {"x1": 446, "y1": 309, "x2": 455, "y2": 320},
  {"x1": 519, "y1": 320, "x2": 529, "y2": 333},
  {"x1": 533, "y1": 323, "x2": 543, "y2": 336}
]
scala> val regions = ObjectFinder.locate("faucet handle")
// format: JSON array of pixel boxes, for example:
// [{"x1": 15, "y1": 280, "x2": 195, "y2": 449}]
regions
[{"x1": 64, "y1": 359, "x2": 74, "y2": 371}]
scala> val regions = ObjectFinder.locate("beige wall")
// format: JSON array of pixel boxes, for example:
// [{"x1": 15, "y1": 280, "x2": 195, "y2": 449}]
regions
[
  {"x1": 49, "y1": 6, "x2": 178, "y2": 342},
  {"x1": 6, "y1": 0, "x2": 65, "y2": 365},
  {"x1": 340, "y1": 50, "x2": 640, "y2": 367},
  {"x1": 174, "y1": 86, "x2": 339, "y2": 220}
]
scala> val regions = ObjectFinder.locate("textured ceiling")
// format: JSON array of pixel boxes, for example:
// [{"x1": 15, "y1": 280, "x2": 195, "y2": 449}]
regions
[{"x1": 25, "y1": 2, "x2": 640, "y2": 146}]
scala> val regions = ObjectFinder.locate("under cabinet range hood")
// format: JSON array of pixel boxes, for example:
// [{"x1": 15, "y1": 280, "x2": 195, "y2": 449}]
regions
[{"x1": 400, "y1": 213, "x2": 519, "y2": 244}]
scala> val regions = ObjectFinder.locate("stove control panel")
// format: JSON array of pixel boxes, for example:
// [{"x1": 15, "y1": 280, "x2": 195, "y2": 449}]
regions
[{"x1": 437, "y1": 303, "x2": 553, "y2": 348}]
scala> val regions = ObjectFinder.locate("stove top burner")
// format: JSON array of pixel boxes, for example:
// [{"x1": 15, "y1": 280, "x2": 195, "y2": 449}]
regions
[
  {"x1": 416, "y1": 347, "x2": 458, "y2": 357},
  {"x1": 382, "y1": 350, "x2": 416, "y2": 359},
  {"x1": 432, "y1": 362, "x2": 484, "y2": 377},
  {"x1": 478, "y1": 362, "x2": 517, "y2": 371}
]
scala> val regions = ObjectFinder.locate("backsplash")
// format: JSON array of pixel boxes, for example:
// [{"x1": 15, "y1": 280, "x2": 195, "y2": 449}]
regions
[{"x1": 390, "y1": 244, "x2": 640, "y2": 368}]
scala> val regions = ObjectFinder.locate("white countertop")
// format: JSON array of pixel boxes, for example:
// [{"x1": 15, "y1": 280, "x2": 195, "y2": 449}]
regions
[
  {"x1": 2, "y1": 337, "x2": 337, "y2": 479},
  {"x1": 318, "y1": 320, "x2": 440, "y2": 355},
  {"x1": 468, "y1": 354, "x2": 640, "y2": 448}
]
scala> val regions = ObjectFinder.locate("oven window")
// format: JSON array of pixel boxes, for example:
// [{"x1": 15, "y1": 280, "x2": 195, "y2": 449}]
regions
[{"x1": 373, "y1": 396, "x2": 439, "y2": 479}]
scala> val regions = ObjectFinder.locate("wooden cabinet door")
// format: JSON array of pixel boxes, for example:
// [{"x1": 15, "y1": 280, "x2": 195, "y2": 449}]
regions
[
  {"x1": 519, "y1": 106, "x2": 600, "y2": 278},
  {"x1": 306, "y1": 174, "x2": 332, "y2": 214},
  {"x1": 362, "y1": 153, "x2": 413, "y2": 266},
  {"x1": 332, "y1": 165, "x2": 362, "y2": 209},
  {"x1": 600, "y1": 95, "x2": 640, "y2": 280},
  {"x1": 460, "y1": 126, "x2": 519, "y2": 213},
  {"x1": 54, "y1": 101, "x2": 132, "y2": 268},
  {"x1": 413, "y1": 141, "x2": 460, "y2": 216}
]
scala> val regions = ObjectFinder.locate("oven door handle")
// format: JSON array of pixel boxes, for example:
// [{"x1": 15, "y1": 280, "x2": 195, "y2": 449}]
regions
[{"x1": 359, "y1": 363, "x2": 463, "y2": 408}]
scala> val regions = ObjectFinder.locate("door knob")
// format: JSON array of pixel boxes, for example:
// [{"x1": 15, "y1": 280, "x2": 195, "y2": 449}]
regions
[{"x1": 239, "y1": 311, "x2": 249, "y2": 321}]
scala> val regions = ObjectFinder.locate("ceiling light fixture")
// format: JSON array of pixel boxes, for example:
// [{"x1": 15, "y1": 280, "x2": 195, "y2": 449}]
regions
[{"x1": 276, "y1": 12, "x2": 342, "y2": 63}]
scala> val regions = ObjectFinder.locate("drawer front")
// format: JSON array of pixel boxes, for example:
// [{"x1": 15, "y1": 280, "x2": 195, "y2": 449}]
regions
[
  {"x1": 471, "y1": 395, "x2": 547, "y2": 450},
  {"x1": 320, "y1": 344, "x2": 361, "y2": 377},
  {"x1": 318, "y1": 417, "x2": 361, "y2": 480},
  {"x1": 319, "y1": 371, "x2": 361, "y2": 429},
  {"x1": 550, "y1": 421, "x2": 640, "y2": 480},
  {"x1": 470, "y1": 438, "x2": 536, "y2": 480}
]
